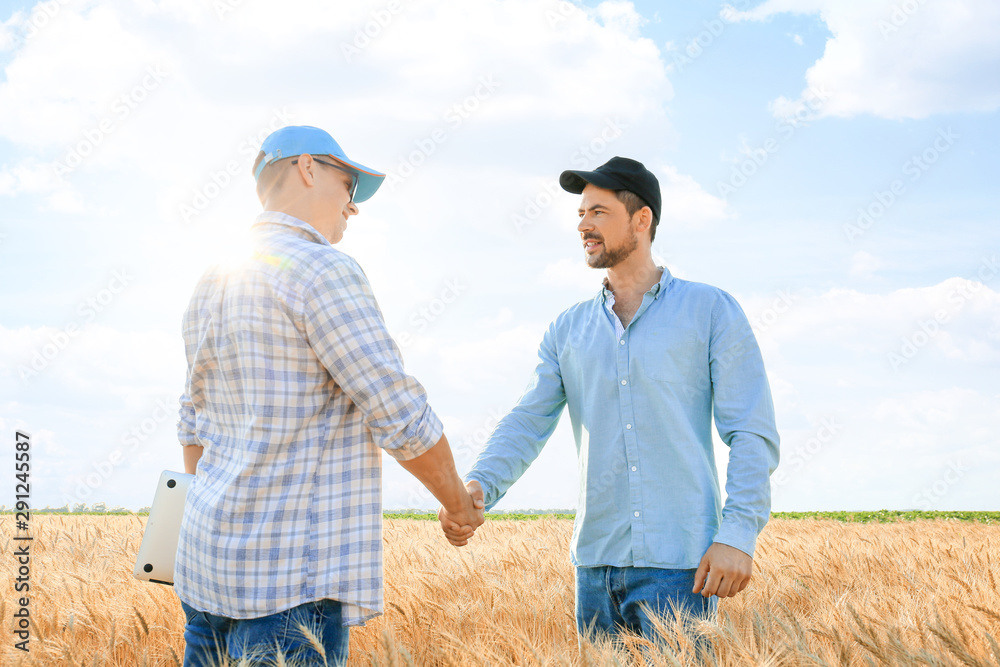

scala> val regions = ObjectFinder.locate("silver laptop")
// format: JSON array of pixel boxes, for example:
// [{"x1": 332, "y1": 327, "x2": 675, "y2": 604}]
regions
[{"x1": 133, "y1": 470, "x2": 194, "y2": 586}]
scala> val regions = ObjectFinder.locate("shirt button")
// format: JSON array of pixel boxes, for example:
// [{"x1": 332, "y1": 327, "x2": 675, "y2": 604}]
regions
[
  {"x1": 619, "y1": 339, "x2": 625, "y2": 346},
  {"x1": 634, "y1": 511, "x2": 640, "y2": 517},
  {"x1": 621, "y1": 379, "x2": 627, "y2": 385},
  {"x1": 631, "y1": 466, "x2": 637, "y2": 472},
  {"x1": 626, "y1": 424, "x2": 632, "y2": 430}
]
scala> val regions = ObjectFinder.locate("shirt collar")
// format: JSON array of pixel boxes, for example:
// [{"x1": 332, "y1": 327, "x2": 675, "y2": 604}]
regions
[
  {"x1": 251, "y1": 210, "x2": 331, "y2": 247},
  {"x1": 599, "y1": 266, "x2": 674, "y2": 303}
]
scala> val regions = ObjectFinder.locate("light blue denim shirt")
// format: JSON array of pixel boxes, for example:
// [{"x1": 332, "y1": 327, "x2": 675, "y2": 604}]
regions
[{"x1": 467, "y1": 267, "x2": 780, "y2": 568}]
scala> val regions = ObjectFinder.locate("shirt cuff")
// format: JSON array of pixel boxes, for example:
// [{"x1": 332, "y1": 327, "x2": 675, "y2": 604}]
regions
[
  {"x1": 178, "y1": 409, "x2": 200, "y2": 446},
  {"x1": 463, "y1": 472, "x2": 501, "y2": 511},
  {"x1": 178, "y1": 431, "x2": 201, "y2": 446},
  {"x1": 380, "y1": 403, "x2": 444, "y2": 462},
  {"x1": 712, "y1": 519, "x2": 759, "y2": 559}
]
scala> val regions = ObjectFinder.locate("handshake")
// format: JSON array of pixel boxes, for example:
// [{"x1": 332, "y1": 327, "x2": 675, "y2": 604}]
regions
[
  {"x1": 396, "y1": 436, "x2": 486, "y2": 547},
  {"x1": 437, "y1": 480, "x2": 486, "y2": 547}
]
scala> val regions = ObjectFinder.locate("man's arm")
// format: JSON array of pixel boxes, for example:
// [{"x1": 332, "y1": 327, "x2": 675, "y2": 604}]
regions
[
  {"x1": 696, "y1": 291, "x2": 781, "y2": 597},
  {"x1": 440, "y1": 322, "x2": 566, "y2": 544},
  {"x1": 462, "y1": 321, "x2": 568, "y2": 509},
  {"x1": 400, "y1": 435, "x2": 484, "y2": 545},
  {"x1": 178, "y1": 390, "x2": 203, "y2": 474},
  {"x1": 301, "y1": 262, "x2": 482, "y2": 539},
  {"x1": 183, "y1": 445, "x2": 204, "y2": 474}
]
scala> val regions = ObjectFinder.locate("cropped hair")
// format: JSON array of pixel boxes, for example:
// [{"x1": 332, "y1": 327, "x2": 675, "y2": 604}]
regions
[
  {"x1": 616, "y1": 190, "x2": 658, "y2": 243},
  {"x1": 253, "y1": 152, "x2": 292, "y2": 202}
]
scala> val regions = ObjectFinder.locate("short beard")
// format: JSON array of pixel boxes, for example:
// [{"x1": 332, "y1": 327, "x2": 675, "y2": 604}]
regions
[{"x1": 587, "y1": 227, "x2": 639, "y2": 269}]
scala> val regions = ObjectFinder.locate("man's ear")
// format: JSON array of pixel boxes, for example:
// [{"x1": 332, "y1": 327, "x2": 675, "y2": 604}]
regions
[
  {"x1": 294, "y1": 154, "x2": 317, "y2": 187},
  {"x1": 634, "y1": 206, "x2": 653, "y2": 234}
]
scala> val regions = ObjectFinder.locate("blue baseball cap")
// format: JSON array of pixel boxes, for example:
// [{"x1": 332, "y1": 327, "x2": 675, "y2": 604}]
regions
[{"x1": 252, "y1": 125, "x2": 385, "y2": 203}]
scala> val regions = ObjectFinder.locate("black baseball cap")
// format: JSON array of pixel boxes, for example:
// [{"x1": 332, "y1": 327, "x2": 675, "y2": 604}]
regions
[{"x1": 559, "y1": 156, "x2": 661, "y2": 222}]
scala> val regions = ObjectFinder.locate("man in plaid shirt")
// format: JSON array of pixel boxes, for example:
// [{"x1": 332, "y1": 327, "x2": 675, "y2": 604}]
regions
[{"x1": 176, "y1": 126, "x2": 483, "y2": 667}]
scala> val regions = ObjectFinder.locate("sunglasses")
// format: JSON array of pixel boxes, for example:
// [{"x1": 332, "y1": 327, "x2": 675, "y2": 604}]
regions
[{"x1": 291, "y1": 156, "x2": 358, "y2": 201}]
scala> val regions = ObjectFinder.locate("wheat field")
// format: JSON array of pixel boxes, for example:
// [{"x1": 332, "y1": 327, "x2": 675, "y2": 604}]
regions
[{"x1": 1, "y1": 515, "x2": 998, "y2": 666}]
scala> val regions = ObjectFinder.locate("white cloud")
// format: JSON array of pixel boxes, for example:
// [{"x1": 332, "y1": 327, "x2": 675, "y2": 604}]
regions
[
  {"x1": 476, "y1": 307, "x2": 516, "y2": 329},
  {"x1": 0, "y1": 4, "x2": 168, "y2": 148},
  {"x1": 849, "y1": 250, "x2": 882, "y2": 279},
  {"x1": 750, "y1": 275, "x2": 1000, "y2": 362},
  {"x1": 772, "y1": 385, "x2": 997, "y2": 510},
  {"x1": 41, "y1": 188, "x2": 87, "y2": 213},
  {"x1": 0, "y1": 159, "x2": 61, "y2": 195},
  {"x1": 0, "y1": 12, "x2": 23, "y2": 52},
  {"x1": 438, "y1": 324, "x2": 546, "y2": 392},
  {"x1": 0, "y1": 156, "x2": 93, "y2": 213},
  {"x1": 0, "y1": 323, "x2": 187, "y2": 508},
  {"x1": 729, "y1": 0, "x2": 1000, "y2": 119},
  {"x1": 741, "y1": 274, "x2": 1000, "y2": 509},
  {"x1": 0, "y1": 0, "x2": 689, "y2": 239},
  {"x1": 541, "y1": 257, "x2": 596, "y2": 290},
  {"x1": 0, "y1": 324, "x2": 183, "y2": 400},
  {"x1": 0, "y1": 0, "x2": 669, "y2": 157},
  {"x1": 656, "y1": 163, "x2": 731, "y2": 228},
  {"x1": 594, "y1": 0, "x2": 647, "y2": 38}
]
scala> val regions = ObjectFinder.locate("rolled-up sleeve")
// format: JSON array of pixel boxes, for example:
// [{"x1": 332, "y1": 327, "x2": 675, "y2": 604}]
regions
[
  {"x1": 177, "y1": 389, "x2": 199, "y2": 447},
  {"x1": 302, "y1": 261, "x2": 442, "y2": 461},
  {"x1": 178, "y1": 294, "x2": 203, "y2": 448},
  {"x1": 709, "y1": 292, "x2": 780, "y2": 558}
]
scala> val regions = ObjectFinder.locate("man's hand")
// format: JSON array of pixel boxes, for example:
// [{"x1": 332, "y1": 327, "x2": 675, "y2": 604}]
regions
[
  {"x1": 397, "y1": 435, "x2": 485, "y2": 546},
  {"x1": 438, "y1": 480, "x2": 485, "y2": 547},
  {"x1": 692, "y1": 542, "x2": 753, "y2": 598}
]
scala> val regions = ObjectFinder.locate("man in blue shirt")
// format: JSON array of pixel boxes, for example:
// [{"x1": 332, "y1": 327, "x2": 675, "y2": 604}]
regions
[{"x1": 441, "y1": 157, "x2": 780, "y2": 645}]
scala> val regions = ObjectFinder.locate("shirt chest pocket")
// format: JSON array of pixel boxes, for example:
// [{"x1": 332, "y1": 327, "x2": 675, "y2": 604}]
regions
[{"x1": 640, "y1": 327, "x2": 709, "y2": 390}]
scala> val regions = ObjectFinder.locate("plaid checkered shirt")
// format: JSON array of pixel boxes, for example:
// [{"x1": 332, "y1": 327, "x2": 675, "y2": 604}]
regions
[{"x1": 175, "y1": 211, "x2": 442, "y2": 625}]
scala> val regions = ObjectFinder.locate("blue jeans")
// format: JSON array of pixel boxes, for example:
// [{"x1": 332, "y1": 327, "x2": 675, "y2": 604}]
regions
[
  {"x1": 575, "y1": 566, "x2": 717, "y2": 646},
  {"x1": 180, "y1": 598, "x2": 349, "y2": 667}
]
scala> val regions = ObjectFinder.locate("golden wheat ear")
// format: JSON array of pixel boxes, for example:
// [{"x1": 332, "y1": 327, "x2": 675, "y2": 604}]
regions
[{"x1": 292, "y1": 618, "x2": 328, "y2": 665}]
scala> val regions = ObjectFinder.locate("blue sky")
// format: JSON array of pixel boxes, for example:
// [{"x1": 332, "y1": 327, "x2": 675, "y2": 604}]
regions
[{"x1": 1, "y1": 0, "x2": 997, "y2": 512}]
